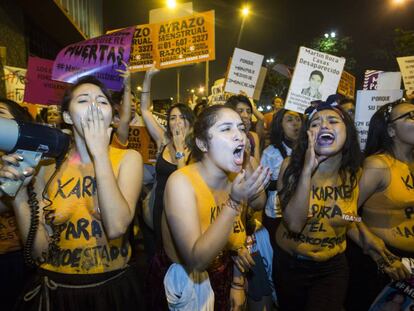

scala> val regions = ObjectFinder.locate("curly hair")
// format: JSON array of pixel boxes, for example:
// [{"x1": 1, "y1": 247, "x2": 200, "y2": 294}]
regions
[{"x1": 279, "y1": 106, "x2": 362, "y2": 209}]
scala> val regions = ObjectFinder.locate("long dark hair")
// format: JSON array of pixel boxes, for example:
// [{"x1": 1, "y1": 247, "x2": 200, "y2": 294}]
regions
[
  {"x1": 0, "y1": 98, "x2": 33, "y2": 122},
  {"x1": 270, "y1": 109, "x2": 303, "y2": 158},
  {"x1": 279, "y1": 106, "x2": 362, "y2": 209},
  {"x1": 165, "y1": 103, "x2": 195, "y2": 139},
  {"x1": 364, "y1": 100, "x2": 414, "y2": 157},
  {"x1": 61, "y1": 76, "x2": 114, "y2": 114}
]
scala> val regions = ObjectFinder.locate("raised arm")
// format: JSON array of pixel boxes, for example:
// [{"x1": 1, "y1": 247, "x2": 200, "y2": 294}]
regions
[
  {"x1": 279, "y1": 130, "x2": 324, "y2": 233},
  {"x1": 116, "y1": 65, "x2": 132, "y2": 145},
  {"x1": 82, "y1": 103, "x2": 143, "y2": 239},
  {"x1": 164, "y1": 171, "x2": 242, "y2": 271},
  {"x1": 140, "y1": 67, "x2": 165, "y2": 148}
]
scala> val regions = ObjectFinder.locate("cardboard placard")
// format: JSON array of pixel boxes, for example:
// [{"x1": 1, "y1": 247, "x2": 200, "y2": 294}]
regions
[
  {"x1": 52, "y1": 27, "x2": 135, "y2": 91},
  {"x1": 224, "y1": 48, "x2": 264, "y2": 98},
  {"x1": 129, "y1": 24, "x2": 155, "y2": 72},
  {"x1": 337, "y1": 71, "x2": 355, "y2": 99},
  {"x1": 127, "y1": 126, "x2": 157, "y2": 164},
  {"x1": 397, "y1": 56, "x2": 414, "y2": 96},
  {"x1": 154, "y1": 10, "x2": 215, "y2": 69},
  {"x1": 285, "y1": 47, "x2": 345, "y2": 113},
  {"x1": 3, "y1": 65, "x2": 26, "y2": 103},
  {"x1": 355, "y1": 89, "x2": 403, "y2": 149},
  {"x1": 24, "y1": 57, "x2": 67, "y2": 106}
]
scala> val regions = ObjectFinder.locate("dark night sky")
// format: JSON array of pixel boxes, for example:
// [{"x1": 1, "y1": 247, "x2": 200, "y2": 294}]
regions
[{"x1": 103, "y1": 0, "x2": 414, "y2": 101}]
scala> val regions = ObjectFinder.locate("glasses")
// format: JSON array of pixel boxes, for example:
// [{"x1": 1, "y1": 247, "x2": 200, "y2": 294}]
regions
[{"x1": 389, "y1": 110, "x2": 414, "y2": 123}]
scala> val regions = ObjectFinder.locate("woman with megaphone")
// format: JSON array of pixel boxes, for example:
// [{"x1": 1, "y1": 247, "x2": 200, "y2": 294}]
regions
[{"x1": 0, "y1": 76, "x2": 144, "y2": 311}]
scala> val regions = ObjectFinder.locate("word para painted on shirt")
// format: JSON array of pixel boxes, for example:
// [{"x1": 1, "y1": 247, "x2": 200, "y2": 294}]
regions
[
  {"x1": 46, "y1": 244, "x2": 129, "y2": 270},
  {"x1": 60, "y1": 218, "x2": 103, "y2": 240},
  {"x1": 311, "y1": 185, "x2": 353, "y2": 201},
  {"x1": 310, "y1": 203, "x2": 343, "y2": 219},
  {"x1": 282, "y1": 231, "x2": 346, "y2": 249},
  {"x1": 54, "y1": 176, "x2": 96, "y2": 199}
]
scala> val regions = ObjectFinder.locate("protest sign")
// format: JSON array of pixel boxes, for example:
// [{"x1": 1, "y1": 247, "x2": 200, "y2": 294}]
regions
[
  {"x1": 285, "y1": 47, "x2": 345, "y2": 113},
  {"x1": 154, "y1": 10, "x2": 215, "y2": 69},
  {"x1": 210, "y1": 78, "x2": 226, "y2": 105},
  {"x1": 363, "y1": 70, "x2": 383, "y2": 90},
  {"x1": 129, "y1": 24, "x2": 155, "y2": 72},
  {"x1": 397, "y1": 56, "x2": 414, "y2": 96},
  {"x1": 224, "y1": 48, "x2": 264, "y2": 98},
  {"x1": 52, "y1": 27, "x2": 135, "y2": 91},
  {"x1": 377, "y1": 71, "x2": 402, "y2": 90},
  {"x1": 253, "y1": 67, "x2": 268, "y2": 101},
  {"x1": 337, "y1": 71, "x2": 355, "y2": 99},
  {"x1": 3, "y1": 65, "x2": 26, "y2": 103},
  {"x1": 127, "y1": 126, "x2": 157, "y2": 164},
  {"x1": 355, "y1": 89, "x2": 403, "y2": 149},
  {"x1": 369, "y1": 280, "x2": 414, "y2": 311},
  {"x1": 24, "y1": 57, "x2": 67, "y2": 106}
]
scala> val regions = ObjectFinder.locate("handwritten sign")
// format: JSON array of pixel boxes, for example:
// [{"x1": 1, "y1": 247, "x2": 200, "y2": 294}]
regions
[
  {"x1": 52, "y1": 27, "x2": 135, "y2": 90},
  {"x1": 3, "y1": 65, "x2": 26, "y2": 103}
]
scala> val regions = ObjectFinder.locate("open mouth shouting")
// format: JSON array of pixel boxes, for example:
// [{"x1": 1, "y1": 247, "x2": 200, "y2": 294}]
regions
[
  {"x1": 233, "y1": 144, "x2": 245, "y2": 166},
  {"x1": 317, "y1": 131, "x2": 335, "y2": 146}
]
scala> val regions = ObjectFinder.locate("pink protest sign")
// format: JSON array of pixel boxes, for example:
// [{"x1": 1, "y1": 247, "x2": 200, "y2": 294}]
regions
[
  {"x1": 24, "y1": 57, "x2": 67, "y2": 106},
  {"x1": 52, "y1": 27, "x2": 135, "y2": 91}
]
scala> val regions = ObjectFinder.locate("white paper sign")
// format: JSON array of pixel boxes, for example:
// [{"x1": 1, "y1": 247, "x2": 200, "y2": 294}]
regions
[
  {"x1": 355, "y1": 89, "x2": 403, "y2": 149},
  {"x1": 225, "y1": 48, "x2": 264, "y2": 98},
  {"x1": 377, "y1": 72, "x2": 402, "y2": 90},
  {"x1": 285, "y1": 47, "x2": 345, "y2": 113},
  {"x1": 3, "y1": 65, "x2": 27, "y2": 104},
  {"x1": 397, "y1": 56, "x2": 414, "y2": 96}
]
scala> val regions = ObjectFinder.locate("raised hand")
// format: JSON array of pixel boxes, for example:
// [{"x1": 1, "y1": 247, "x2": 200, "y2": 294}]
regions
[
  {"x1": 81, "y1": 103, "x2": 112, "y2": 158},
  {"x1": 0, "y1": 153, "x2": 35, "y2": 195},
  {"x1": 304, "y1": 130, "x2": 327, "y2": 175},
  {"x1": 172, "y1": 125, "x2": 186, "y2": 153},
  {"x1": 116, "y1": 61, "x2": 131, "y2": 86},
  {"x1": 231, "y1": 165, "x2": 271, "y2": 203}
]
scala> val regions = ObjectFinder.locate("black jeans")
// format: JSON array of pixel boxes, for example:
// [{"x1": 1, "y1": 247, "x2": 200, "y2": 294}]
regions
[{"x1": 273, "y1": 246, "x2": 349, "y2": 311}]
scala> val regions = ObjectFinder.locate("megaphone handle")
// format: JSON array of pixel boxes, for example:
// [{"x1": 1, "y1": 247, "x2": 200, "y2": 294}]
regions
[{"x1": 0, "y1": 150, "x2": 42, "y2": 197}]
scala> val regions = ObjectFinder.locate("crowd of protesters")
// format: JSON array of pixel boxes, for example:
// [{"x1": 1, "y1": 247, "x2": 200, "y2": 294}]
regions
[{"x1": 0, "y1": 60, "x2": 413, "y2": 311}]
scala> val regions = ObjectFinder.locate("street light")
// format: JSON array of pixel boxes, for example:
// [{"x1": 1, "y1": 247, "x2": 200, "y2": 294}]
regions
[
  {"x1": 241, "y1": 6, "x2": 250, "y2": 17},
  {"x1": 198, "y1": 86, "x2": 205, "y2": 94},
  {"x1": 166, "y1": 0, "x2": 177, "y2": 9},
  {"x1": 266, "y1": 58, "x2": 275, "y2": 65},
  {"x1": 324, "y1": 32, "x2": 337, "y2": 39},
  {"x1": 237, "y1": 5, "x2": 251, "y2": 47},
  {"x1": 393, "y1": 0, "x2": 406, "y2": 4}
]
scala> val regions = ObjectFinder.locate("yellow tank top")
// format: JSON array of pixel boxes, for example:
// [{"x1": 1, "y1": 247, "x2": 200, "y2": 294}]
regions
[
  {"x1": 180, "y1": 165, "x2": 246, "y2": 251},
  {"x1": 363, "y1": 154, "x2": 414, "y2": 252},
  {"x1": 277, "y1": 174, "x2": 359, "y2": 260},
  {"x1": 41, "y1": 147, "x2": 131, "y2": 274}
]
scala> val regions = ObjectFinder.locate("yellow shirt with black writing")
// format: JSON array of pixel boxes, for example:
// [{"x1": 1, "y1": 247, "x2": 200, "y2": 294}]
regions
[
  {"x1": 276, "y1": 176, "x2": 359, "y2": 261},
  {"x1": 180, "y1": 165, "x2": 246, "y2": 251},
  {"x1": 363, "y1": 154, "x2": 414, "y2": 253},
  {"x1": 41, "y1": 147, "x2": 131, "y2": 274}
]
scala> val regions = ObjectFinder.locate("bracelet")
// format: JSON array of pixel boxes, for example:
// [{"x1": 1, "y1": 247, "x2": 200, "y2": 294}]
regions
[{"x1": 227, "y1": 196, "x2": 242, "y2": 214}]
